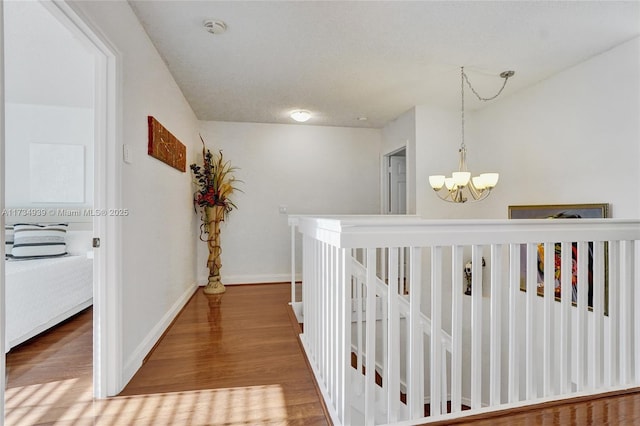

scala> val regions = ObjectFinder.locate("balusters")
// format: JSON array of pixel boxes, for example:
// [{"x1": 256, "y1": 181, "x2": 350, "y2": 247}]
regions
[
  {"x1": 542, "y1": 242, "x2": 554, "y2": 396},
  {"x1": 508, "y1": 243, "x2": 520, "y2": 403},
  {"x1": 364, "y1": 249, "x2": 377, "y2": 425},
  {"x1": 559, "y1": 241, "x2": 572, "y2": 394},
  {"x1": 591, "y1": 241, "x2": 605, "y2": 389},
  {"x1": 386, "y1": 248, "x2": 401, "y2": 423},
  {"x1": 451, "y1": 245, "x2": 464, "y2": 411},
  {"x1": 294, "y1": 216, "x2": 640, "y2": 426},
  {"x1": 489, "y1": 244, "x2": 503, "y2": 405},
  {"x1": 604, "y1": 240, "x2": 619, "y2": 387},
  {"x1": 338, "y1": 247, "x2": 351, "y2": 425},
  {"x1": 576, "y1": 241, "x2": 588, "y2": 391},
  {"x1": 430, "y1": 246, "x2": 443, "y2": 416},
  {"x1": 408, "y1": 247, "x2": 423, "y2": 418},
  {"x1": 525, "y1": 243, "x2": 538, "y2": 399},
  {"x1": 470, "y1": 245, "x2": 483, "y2": 408},
  {"x1": 619, "y1": 240, "x2": 632, "y2": 384}
]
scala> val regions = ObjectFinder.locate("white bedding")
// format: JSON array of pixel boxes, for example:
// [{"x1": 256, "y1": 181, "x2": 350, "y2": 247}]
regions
[{"x1": 5, "y1": 255, "x2": 93, "y2": 351}]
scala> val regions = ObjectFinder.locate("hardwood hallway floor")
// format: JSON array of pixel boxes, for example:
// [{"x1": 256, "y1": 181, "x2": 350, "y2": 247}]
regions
[
  {"x1": 6, "y1": 282, "x2": 640, "y2": 425},
  {"x1": 5, "y1": 283, "x2": 329, "y2": 425}
]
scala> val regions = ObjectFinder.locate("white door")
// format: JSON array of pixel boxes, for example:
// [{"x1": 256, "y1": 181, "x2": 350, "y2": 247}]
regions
[{"x1": 389, "y1": 155, "x2": 407, "y2": 214}]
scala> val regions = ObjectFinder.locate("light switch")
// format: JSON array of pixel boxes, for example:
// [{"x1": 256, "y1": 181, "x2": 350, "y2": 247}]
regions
[{"x1": 123, "y1": 144, "x2": 133, "y2": 164}]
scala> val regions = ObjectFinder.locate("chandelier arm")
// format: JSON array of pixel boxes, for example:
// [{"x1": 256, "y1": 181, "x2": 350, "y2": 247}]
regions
[
  {"x1": 474, "y1": 189, "x2": 492, "y2": 202},
  {"x1": 432, "y1": 185, "x2": 494, "y2": 203},
  {"x1": 467, "y1": 181, "x2": 482, "y2": 200},
  {"x1": 432, "y1": 188, "x2": 454, "y2": 202}
]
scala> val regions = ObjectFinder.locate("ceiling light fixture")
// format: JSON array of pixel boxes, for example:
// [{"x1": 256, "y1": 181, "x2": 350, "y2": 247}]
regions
[
  {"x1": 290, "y1": 110, "x2": 312, "y2": 122},
  {"x1": 428, "y1": 66, "x2": 514, "y2": 203},
  {"x1": 203, "y1": 19, "x2": 227, "y2": 35}
]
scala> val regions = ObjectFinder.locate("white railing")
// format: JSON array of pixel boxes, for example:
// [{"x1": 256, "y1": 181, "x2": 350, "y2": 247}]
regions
[{"x1": 293, "y1": 216, "x2": 640, "y2": 425}]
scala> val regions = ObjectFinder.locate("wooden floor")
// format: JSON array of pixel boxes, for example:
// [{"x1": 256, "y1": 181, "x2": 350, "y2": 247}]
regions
[
  {"x1": 5, "y1": 282, "x2": 640, "y2": 425},
  {"x1": 5, "y1": 283, "x2": 328, "y2": 425}
]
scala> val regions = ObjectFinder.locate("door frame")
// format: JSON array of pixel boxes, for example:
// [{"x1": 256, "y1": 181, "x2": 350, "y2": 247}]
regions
[
  {"x1": 1, "y1": 2, "x2": 6, "y2": 422},
  {"x1": 381, "y1": 144, "x2": 408, "y2": 215},
  {"x1": 16, "y1": 0, "x2": 122, "y2": 399}
]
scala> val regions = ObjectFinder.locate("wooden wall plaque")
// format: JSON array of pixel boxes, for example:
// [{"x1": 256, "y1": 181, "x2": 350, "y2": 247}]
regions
[{"x1": 147, "y1": 116, "x2": 187, "y2": 172}]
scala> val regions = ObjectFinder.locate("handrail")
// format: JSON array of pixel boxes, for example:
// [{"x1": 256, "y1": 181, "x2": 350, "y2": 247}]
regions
[
  {"x1": 295, "y1": 216, "x2": 640, "y2": 426},
  {"x1": 297, "y1": 216, "x2": 640, "y2": 247}
]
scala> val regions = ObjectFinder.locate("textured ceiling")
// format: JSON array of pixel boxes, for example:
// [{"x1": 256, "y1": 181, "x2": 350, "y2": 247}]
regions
[{"x1": 129, "y1": 1, "x2": 640, "y2": 128}]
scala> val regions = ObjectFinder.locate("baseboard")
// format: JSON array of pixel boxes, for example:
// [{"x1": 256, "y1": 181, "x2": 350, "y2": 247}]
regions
[
  {"x1": 122, "y1": 281, "x2": 198, "y2": 386},
  {"x1": 198, "y1": 273, "x2": 302, "y2": 286}
]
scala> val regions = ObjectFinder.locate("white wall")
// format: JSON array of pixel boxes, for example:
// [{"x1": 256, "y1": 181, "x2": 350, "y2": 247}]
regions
[
  {"x1": 4, "y1": 0, "x2": 95, "y2": 216},
  {"x1": 70, "y1": 0, "x2": 201, "y2": 388},
  {"x1": 4, "y1": 0, "x2": 94, "y2": 108},
  {"x1": 473, "y1": 36, "x2": 640, "y2": 219},
  {"x1": 198, "y1": 121, "x2": 382, "y2": 284},
  {"x1": 5, "y1": 104, "x2": 94, "y2": 209}
]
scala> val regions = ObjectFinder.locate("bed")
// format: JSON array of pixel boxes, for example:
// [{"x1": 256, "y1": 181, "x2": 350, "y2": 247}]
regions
[{"x1": 5, "y1": 255, "x2": 93, "y2": 352}]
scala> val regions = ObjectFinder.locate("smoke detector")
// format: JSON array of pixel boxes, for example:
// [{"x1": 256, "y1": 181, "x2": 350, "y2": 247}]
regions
[{"x1": 203, "y1": 19, "x2": 227, "y2": 35}]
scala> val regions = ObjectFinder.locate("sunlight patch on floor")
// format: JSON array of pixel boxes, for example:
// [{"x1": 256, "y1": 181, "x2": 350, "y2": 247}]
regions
[
  {"x1": 7, "y1": 382, "x2": 289, "y2": 425},
  {"x1": 5, "y1": 378, "x2": 85, "y2": 424}
]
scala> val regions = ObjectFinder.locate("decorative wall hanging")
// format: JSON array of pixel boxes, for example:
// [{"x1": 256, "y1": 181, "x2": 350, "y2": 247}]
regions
[{"x1": 147, "y1": 116, "x2": 187, "y2": 172}]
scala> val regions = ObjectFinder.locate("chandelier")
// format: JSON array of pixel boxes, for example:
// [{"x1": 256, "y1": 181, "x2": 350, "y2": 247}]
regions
[{"x1": 428, "y1": 67, "x2": 514, "y2": 203}]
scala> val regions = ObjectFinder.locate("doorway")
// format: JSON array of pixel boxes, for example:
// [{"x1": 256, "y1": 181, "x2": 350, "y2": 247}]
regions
[
  {"x1": 384, "y1": 147, "x2": 407, "y2": 215},
  {"x1": 2, "y1": 1, "x2": 119, "y2": 419},
  {"x1": 3, "y1": 0, "x2": 96, "y2": 410}
]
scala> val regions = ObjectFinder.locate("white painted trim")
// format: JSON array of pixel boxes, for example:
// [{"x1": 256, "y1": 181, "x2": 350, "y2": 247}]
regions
[
  {"x1": 44, "y1": 0, "x2": 124, "y2": 398},
  {"x1": 122, "y1": 282, "x2": 198, "y2": 386},
  {"x1": 199, "y1": 273, "x2": 302, "y2": 286},
  {"x1": 0, "y1": 2, "x2": 6, "y2": 423}
]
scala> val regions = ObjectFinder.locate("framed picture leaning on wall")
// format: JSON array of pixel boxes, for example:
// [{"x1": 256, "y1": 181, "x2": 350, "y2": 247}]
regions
[{"x1": 508, "y1": 203, "x2": 609, "y2": 313}]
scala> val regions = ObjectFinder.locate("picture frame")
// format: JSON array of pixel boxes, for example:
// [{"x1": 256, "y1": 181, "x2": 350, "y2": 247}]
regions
[
  {"x1": 508, "y1": 203, "x2": 608, "y2": 220},
  {"x1": 508, "y1": 203, "x2": 609, "y2": 312}
]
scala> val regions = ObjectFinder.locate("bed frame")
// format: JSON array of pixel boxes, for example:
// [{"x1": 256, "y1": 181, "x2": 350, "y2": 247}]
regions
[{"x1": 5, "y1": 255, "x2": 93, "y2": 351}]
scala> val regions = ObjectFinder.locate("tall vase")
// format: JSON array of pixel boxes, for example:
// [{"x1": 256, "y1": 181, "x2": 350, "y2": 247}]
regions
[{"x1": 204, "y1": 205, "x2": 226, "y2": 294}]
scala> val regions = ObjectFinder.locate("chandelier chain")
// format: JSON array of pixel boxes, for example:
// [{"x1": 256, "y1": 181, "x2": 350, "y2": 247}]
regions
[
  {"x1": 461, "y1": 67, "x2": 466, "y2": 149},
  {"x1": 460, "y1": 66, "x2": 513, "y2": 150},
  {"x1": 462, "y1": 68, "x2": 512, "y2": 102}
]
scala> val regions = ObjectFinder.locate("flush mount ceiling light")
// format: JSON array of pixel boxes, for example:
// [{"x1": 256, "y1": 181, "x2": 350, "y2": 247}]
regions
[
  {"x1": 428, "y1": 67, "x2": 514, "y2": 203},
  {"x1": 203, "y1": 19, "x2": 227, "y2": 35},
  {"x1": 290, "y1": 110, "x2": 312, "y2": 122}
]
